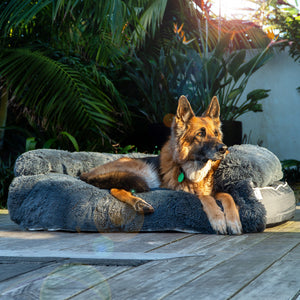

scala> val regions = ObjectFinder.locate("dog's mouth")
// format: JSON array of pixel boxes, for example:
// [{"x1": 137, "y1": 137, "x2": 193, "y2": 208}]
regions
[
  {"x1": 190, "y1": 143, "x2": 228, "y2": 163},
  {"x1": 192, "y1": 151, "x2": 226, "y2": 163}
]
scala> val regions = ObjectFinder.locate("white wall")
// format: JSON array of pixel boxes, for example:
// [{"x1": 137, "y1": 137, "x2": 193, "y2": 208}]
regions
[{"x1": 238, "y1": 50, "x2": 300, "y2": 160}]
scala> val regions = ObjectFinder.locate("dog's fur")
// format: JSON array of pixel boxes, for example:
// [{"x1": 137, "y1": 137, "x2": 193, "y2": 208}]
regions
[{"x1": 80, "y1": 96, "x2": 242, "y2": 234}]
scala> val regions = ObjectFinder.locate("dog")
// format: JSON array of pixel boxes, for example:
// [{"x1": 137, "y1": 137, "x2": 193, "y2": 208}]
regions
[{"x1": 80, "y1": 96, "x2": 242, "y2": 234}]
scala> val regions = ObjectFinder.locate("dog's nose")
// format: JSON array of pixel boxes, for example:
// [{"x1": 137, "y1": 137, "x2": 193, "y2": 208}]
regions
[{"x1": 218, "y1": 144, "x2": 228, "y2": 154}]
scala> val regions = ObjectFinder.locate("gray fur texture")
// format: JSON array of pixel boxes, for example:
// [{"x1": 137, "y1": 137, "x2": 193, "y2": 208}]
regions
[{"x1": 8, "y1": 145, "x2": 287, "y2": 233}]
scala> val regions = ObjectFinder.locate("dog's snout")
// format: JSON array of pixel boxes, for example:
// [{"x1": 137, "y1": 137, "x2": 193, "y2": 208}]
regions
[{"x1": 218, "y1": 144, "x2": 228, "y2": 154}]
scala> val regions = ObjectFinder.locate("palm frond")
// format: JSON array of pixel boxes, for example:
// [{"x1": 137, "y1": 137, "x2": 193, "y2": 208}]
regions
[
  {"x1": 132, "y1": 0, "x2": 168, "y2": 47},
  {"x1": 52, "y1": 0, "x2": 129, "y2": 45},
  {"x1": 0, "y1": 48, "x2": 116, "y2": 137},
  {"x1": 0, "y1": 0, "x2": 52, "y2": 35}
]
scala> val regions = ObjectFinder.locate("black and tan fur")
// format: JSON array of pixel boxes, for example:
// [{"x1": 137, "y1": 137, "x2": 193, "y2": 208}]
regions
[{"x1": 80, "y1": 96, "x2": 242, "y2": 234}]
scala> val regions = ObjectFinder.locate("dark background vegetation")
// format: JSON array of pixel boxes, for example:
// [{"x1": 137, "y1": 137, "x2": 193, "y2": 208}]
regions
[{"x1": 0, "y1": 0, "x2": 299, "y2": 207}]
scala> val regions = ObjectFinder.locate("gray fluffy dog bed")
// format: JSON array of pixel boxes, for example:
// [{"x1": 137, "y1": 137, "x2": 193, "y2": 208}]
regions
[{"x1": 8, "y1": 144, "x2": 296, "y2": 234}]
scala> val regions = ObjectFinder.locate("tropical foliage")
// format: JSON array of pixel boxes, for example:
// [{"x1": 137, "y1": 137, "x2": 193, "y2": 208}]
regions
[
  {"x1": 126, "y1": 29, "x2": 272, "y2": 123},
  {"x1": 0, "y1": 0, "x2": 272, "y2": 149},
  {"x1": 272, "y1": 4, "x2": 300, "y2": 78},
  {"x1": 0, "y1": 1, "x2": 135, "y2": 152},
  {"x1": 0, "y1": 0, "x2": 274, "y2": 206},
  {"x1": 252, "y1": 0, "x2": 300, "y2": 62},
  {"x1": 252, "y1": 0, "x2": 300, "y2": 92}
]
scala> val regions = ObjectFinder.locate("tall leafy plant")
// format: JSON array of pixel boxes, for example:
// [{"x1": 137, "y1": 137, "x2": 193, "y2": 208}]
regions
[
  {"x1": 0, "y1": 0, "x2": 152, "y2": 150},
  {"x1": 126, "y1": 32, "x2": 273, "y2": 123},
  {"x1": 189, "y1": 35, "x2": 273, "y2": 120},
  {"x1": 126, "y1": 47, "x2": 189, "y2": 123}
]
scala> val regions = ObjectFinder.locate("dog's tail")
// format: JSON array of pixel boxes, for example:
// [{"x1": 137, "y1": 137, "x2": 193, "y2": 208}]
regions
[{"x1": 80, "y1": 171, "x2": 150, "y2": 193}]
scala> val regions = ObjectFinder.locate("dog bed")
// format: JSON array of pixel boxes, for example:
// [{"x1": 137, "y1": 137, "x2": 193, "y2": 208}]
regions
[{"x1": 8, "y1": 145, "x2": 296, "y2": 234}]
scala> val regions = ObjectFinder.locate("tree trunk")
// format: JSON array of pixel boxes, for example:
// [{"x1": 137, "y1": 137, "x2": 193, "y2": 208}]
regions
[{"x1": 0, "y1": 82, "x2": 8, "y2": 150}]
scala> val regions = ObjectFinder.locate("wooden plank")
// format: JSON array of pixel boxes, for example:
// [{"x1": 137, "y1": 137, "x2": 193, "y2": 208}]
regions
[
  {"x1": 82, "y1": 255, "x2": 216, "y2": 300},
  {"x1": 92, "y1": 234, "x2": 272, "y2": 300},
  {"x1": 0, "y1": 261, "x2": 55, "y2": 282},
  {"x1": 0, "y1": 251, "x2": 196, "y2": 268},
  {"x1": 231, "y1": 243, "x2": 300, "y2": 300},
  {"x1": 100, "y1": 235, "x2": 268, "y2": 299},
  {"x1": 151, "y1": 232, "x2": 271, "y2": 256},
  {"x1": 0, "y1": 231, "x2": 74, "y2": 249},
  {"x1": 0, "y1": 263, "x2": 130, "y2": 299},
  {"x1": 149, "y1": 234, "x2": 225, "y2": 253},
  {"x1": 0, "y1": 232, "x2": 194, "y2": 266},
  {"x1": 0, "y1": 233, "x2": 273, "y2": 268},
  {"x1": 0, "y1": 230, "x2": 191, "y2": 255},
  {"x1": 163, "y1": 233, "x2": 300, "y2": 299},
  {"x1": 97, "y1": 233, "x2": 299, "y2": 299},
  {"x1": 0, "y1": 262, "x2": 64, "y2": 294},
  {"x1": 67, "y1": 232, "x2": 192, "y2": 253}
]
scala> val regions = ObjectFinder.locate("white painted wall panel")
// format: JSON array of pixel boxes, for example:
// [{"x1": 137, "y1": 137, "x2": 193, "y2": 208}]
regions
[{"x1": 238, "y1": 50, "x2": 300, "y2": 160}]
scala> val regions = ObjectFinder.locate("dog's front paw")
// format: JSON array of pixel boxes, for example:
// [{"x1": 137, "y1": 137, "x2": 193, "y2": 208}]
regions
[
  {"x1": 209, "y1": 211, "x2": 227, "y2": 235},
  {"x1": 134, "y1": 200, "x2": 154, "y2": 214},
  {"x1": 225, "y1": 213, "x2": 242, "y2": 235}
]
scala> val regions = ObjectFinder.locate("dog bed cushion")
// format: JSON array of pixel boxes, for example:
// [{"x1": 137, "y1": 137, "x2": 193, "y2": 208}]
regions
[
  {"x1": 254, "y1": 182, "x2": 296, "y2": 226},
  {"x1": 8, "y1": 145, "x2": 296, "y2": 233}
]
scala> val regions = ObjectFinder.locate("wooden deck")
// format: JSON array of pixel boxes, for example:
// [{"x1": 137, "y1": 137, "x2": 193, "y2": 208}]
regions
[{"x1": 0, "y1": 207, "x2": 299, "y2": 300}]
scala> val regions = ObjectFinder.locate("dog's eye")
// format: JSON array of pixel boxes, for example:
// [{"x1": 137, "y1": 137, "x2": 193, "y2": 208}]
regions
[
  {"x1": 214, "y1": 130, "x2": 218, "y2": 137},
  {"x1": 197, "y1": 127, "x2": 206, "y2": 137}
]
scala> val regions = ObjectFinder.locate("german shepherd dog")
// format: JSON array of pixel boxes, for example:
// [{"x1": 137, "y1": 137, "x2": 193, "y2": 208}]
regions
[{"x1": 80, "y1": 96, "x2": 242, "y2": 234}]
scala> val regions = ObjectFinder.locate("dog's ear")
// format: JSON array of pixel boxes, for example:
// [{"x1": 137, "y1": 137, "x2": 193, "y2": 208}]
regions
[
  {"x1": 176, "y1": 95, "x2": 195, "y2": 123},
  {"x1": 202, "y1": 96, "x2": 220, "y2": 120}
]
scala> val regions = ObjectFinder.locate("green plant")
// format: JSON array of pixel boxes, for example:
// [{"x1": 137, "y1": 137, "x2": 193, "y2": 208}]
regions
[
  {"x1": 275, "y1": 11, "x2": 300, "y2": 63},
  {"x1": 126, "y1": 48, "x2": 183, "y2": 123},
  {"x1": 111, "y1": 144, "x2": 137, "y2": 154},
  {"x1": 273, "y1": 6, "x2": 300, "y2": 92},
  {"x1": 0, "y1": 49, "x2": 118, "y2": 139},
  {"x1": 281, "y1": 159, "x2": 300, "y2": 185},
  {"x1": 193, "y1": 36, "x2": 273, "y2": 120},
  {"x1": 127, "y1": 31, "x2": 273, "y2": 123},
  {"x1": 25, "y1": 131, "x2": 79, "y2": 152},
  {"x1": 252, "y1": 0, "x2": 299, "y2": 60},
  {"x1": 1, "y1": 0, "x2": 165, "y2": 151},
  {"x1": 251, "y1": 0, "x2": 300, "y2": 91}
]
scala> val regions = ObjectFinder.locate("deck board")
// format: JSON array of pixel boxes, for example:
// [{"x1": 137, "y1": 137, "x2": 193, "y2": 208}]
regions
[
  {"x1": 1, "y1": 263, "x2": 131, "y2": 299},
  {"x1": 231, "y1": 244, "x2": 300, "y2": 300},
  {"x1": 99, "y1": 256, "x2": 214, "y2": 300},
  {"x1": 0, "y1": 207, "x2": 299, "y2": 299},
  {"x1": 163, "y1": 233, "x2": 300, "y2": 299}
]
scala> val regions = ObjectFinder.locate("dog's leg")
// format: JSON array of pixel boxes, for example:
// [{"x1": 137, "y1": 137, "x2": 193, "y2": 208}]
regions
[
  {"x1": 199, "y1": 195, "x2": 227, "y2": 234},
  {"x1": 110, "y1": 188, "x2": 154, "y2": 214},
  {"x1": 215, "y1": 192, "x2": 242, "y2": 235}
]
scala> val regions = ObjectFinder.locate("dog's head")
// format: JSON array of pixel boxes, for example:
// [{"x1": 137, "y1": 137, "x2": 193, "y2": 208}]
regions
[{"x1": 171, "y1": 95, "x2": 227, "y2": 166}]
